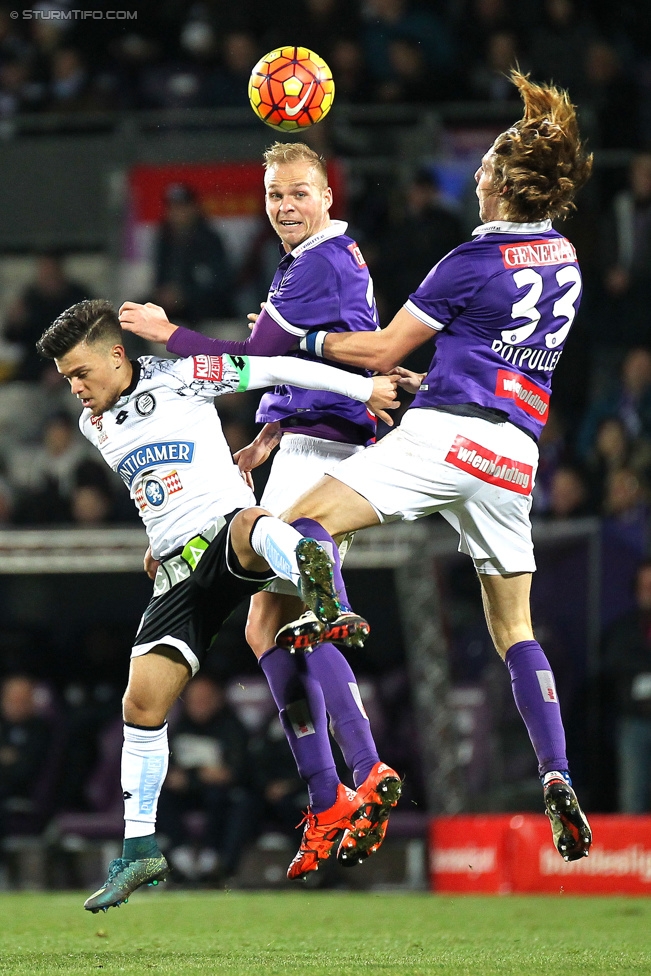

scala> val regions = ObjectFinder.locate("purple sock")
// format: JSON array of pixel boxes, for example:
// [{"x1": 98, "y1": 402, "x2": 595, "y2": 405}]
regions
[
  {"x1": 306, "y1": 643, "x2": 379, "y2": 788},
  {"x1": 505, "y1": 640, "x2": 569, "y2": 778},
  {"x1": 291, "y1": 517, "x2": 351, "y2": 611},
  {"x1": 259, "y1": 645, "x2": 340, "y2": 812}
]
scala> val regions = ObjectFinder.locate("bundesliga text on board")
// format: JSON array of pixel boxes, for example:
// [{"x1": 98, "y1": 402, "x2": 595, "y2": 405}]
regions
[{"x1": 12, "y1": 9, "x2": 136, "y2": 19}]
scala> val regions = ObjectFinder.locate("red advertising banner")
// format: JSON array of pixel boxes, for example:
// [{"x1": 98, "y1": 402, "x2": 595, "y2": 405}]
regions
[
  {"x1": 430, "y1": 814, "x2": 651, "y2": 895},
  {"x1": 509, "y1": 814, "x2": 651, "y2": 895},
  {"x1": 128, "y1": 160, "x2": 347, "y2": 223},
  {"x1": 429, "y1": 816, "x2": 513, "y2": 893}
]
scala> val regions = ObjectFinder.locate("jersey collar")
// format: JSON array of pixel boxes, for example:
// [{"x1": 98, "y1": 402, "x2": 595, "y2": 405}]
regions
[
  {"x1": 472, "y1": 219, "x2": 553, "y2": 236},
  {"x1": 288, "y1": 219, "x2": 348, "y2": 258},
  {"x1": 116, "y1": 359, "x2": 141, "y2": 404}
]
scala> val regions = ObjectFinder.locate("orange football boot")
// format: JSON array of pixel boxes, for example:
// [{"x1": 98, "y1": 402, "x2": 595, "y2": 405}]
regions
[
  {"x1": 287, "y1": 783, "x2": 361, "y2": 881},
  {"x1": 338, "y1": 762, "x2": 402, "y2": 866}
]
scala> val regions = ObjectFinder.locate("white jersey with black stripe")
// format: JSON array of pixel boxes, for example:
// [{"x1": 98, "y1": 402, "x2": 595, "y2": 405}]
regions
[
  {"x1": 79, "y1": 352, "x2": 374, "y2": 560},
  {"x1": 80, "y1": 354, "x2": 255, "y2": 560}
]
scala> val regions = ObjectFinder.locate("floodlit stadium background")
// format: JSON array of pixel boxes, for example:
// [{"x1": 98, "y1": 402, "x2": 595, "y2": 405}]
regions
[{"x1": 0, "y1": 0, "x2": 651, "y2": 896}]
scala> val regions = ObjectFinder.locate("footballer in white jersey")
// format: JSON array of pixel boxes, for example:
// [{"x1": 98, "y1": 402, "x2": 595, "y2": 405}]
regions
[{"x1": 36, "y1": 298, "x2": 399, "y2": 913}]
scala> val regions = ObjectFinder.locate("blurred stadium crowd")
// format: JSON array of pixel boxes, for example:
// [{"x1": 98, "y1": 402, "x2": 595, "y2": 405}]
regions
[
  {"x1": 2, "y1": 0, "x2": 651, "y2": 886},
  {"x1": 0, "y1": 0, "x2": 648, "y2": 139}
]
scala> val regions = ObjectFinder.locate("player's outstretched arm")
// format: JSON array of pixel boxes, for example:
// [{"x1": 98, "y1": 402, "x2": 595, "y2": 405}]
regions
[
  {"x1": 121, "y1": 300, "x2": 298, "y2": 358},
  {"x1": 119, "y1": 302, "x2": 178, "y2": 345},
  {"x1": 244, "y1": 356, "x2": 399, "y2": 425},
  {"x1": 302, "y1": 306, "x2": 434, "y2": 373}
]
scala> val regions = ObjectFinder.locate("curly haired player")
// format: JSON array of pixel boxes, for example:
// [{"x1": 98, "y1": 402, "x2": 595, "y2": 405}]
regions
[{"x1": 280, "y1": 71, "x2": 594, "y2": 863}]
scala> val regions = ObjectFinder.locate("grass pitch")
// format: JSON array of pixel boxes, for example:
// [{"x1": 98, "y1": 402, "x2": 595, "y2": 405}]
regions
[{"x1": 0, "y1": 890, "x2": 650, "y2": 975}]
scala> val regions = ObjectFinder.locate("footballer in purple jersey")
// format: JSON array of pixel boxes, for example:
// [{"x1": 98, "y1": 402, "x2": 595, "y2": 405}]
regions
[
  {"x1": 284, "y1": 71, "x2": 595, "y2": 864},
  {"x1": 120, "y1": 144, "x2": 402, "y2": 882}
]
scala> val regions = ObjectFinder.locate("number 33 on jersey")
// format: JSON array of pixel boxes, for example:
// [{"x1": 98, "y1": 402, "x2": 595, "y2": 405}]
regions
[{"x1": 404, "y1": 219, "x2": 583, "y2": 440}]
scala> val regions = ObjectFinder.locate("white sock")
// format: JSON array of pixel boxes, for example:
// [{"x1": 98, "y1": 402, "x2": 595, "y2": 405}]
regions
[
  {"x1": 121, "y1": 723, "x2": 169, "y2": 839},
  {"x1": 250, "y1": 516, "x2": 302, "y2": 585}
]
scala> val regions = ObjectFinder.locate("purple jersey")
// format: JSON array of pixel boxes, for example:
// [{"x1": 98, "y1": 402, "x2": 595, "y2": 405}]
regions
[
  {"x1": 406, "y1": 220, "x2": 582, "y2": 441},
  {"x1": 256, "y1": 221, "x2": 380, "y2": 445}
]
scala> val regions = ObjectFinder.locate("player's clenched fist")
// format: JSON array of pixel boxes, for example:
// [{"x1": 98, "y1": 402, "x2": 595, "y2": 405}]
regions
[{"x1": 119, "y1": 301, "x2": 178, "y2": 345}]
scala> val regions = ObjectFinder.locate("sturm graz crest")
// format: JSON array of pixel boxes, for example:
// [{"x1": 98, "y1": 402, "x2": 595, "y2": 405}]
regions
[
  {"x1": 143, "y1": 476, "x2": 167, "y2": 509},
  {"x1": 135, "y1": 392, "x2": 156, "y2": 416}
]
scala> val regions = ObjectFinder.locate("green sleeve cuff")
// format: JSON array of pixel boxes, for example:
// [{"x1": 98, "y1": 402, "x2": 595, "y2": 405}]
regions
[{"x1": 224, "y1": 354, "x2": 250, "y2": 392}]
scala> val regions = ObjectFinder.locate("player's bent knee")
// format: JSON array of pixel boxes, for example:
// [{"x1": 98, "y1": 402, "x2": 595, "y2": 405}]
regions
[{"x1": 244, "y1": 615, "x2": 268, "y2": 658}]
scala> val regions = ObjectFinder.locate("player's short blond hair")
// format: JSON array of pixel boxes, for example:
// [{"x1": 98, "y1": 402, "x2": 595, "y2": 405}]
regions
[
  {"x1": 492, "y1": 70, "x2": 593, "y2": 221},
  {"x1": 263, "y1": 142, "x2": 328, "y2": 187}
]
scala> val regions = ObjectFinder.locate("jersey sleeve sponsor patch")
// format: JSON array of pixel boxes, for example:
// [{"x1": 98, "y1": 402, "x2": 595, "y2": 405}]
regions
[
  {"x1": 499, "y1": 238, "x2": 577, "y2": 268},
  {"x1": 494, "y1": 369, "x2": 550, "y2": 421},
  {"x1": 445, "y1": 435, "x2": 533, "y2": 495},
  {"x1": 347, "y1": 242, "x2": 367, "y2": 268},
  {"x1": 192, "y1": 355, "x2": 224, "y2": 382}
]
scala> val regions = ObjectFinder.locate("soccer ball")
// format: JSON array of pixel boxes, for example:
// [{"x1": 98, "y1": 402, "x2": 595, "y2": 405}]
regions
[{"x1": 248, "y1": 46, "x2": 335, "y2": 130}]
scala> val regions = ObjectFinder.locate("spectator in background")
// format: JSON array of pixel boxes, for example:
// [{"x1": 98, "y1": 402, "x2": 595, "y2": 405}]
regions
[
  {"x1": 529, "y1": 0, "x2": 594, "y2": 94},
  {"x1": 294, "y1": 0, "x2": 361, "y2": 63},
  {"x1": 47, "y1": 48, "x2": 105, "y2": 113},
  {"x1": 3, "y1": 253, "x2": 90, "y2": 382},
  {"x1": 7, "y1": 411, "x2": 95, "y2": 523},
  {"x1": 597, "y1": 156, "x2": 651, "y2": 346},
  {"x1": 0, "y1": 57, "x2": 44, "y2": 118},
  {"x1": 585, "y1": 417, "x2": 651, "y2": 511},
  {"x1": 581, "y1": 40, "x2": 641, "y2": 152},
  {"x1": 362, "y1": 0, "x2": 456, "y2": 101},
  {"x1": 373, "y1": 169, "x2": 464, "y2": 321},
  {"x1": 158, "y1": 676, "x2": 255, "y2": 882},
  {"x1": 546, "y1": 466, "x2": 591, "y2": 520},
  {"x1": 531, "y1": 407, "x2": 569, "y2": 515},
  {"x1": 459, "y1": 0, "x2": 515, "y2": 72},
  {"x1": 468, "y1": 31, "x2": 525, "y2": 102},
  {"x1": 603, "y1": 561, "x2": 651, "y2": 812},
  {"x1": 328, "y1": 39, "x2": 374, "y2": 104},
  {"x1": 152, "y1": 183, "x2": 233, "y2": 325},
  {"x1": 376, "y1": 37, "x2": 429, "y2": 104},
  {"x1": 602, "y1": 467, "x2": 649, "y2": 554},
  {"x1": 0, "y1": 675, "x2": 50, "y2": 847},
  {"x1": 208, "y1": 32, "x2": 259, "y2": 108},
  {"x1": 578, "y1": 347, "x2": 651, "y2": 460},
  {"x1": 250, "y1": 713, "x2": 308, "y2": 836},
  {"x1": 69, "y1": 482, "x2": 114, "y2": 525}
]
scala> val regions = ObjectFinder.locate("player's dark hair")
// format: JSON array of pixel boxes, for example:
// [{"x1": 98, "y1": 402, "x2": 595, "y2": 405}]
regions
[
  {"x1": 263, "y1": 142, "x2": 328, "y2": 186},
  {"x1": 36, "y1": 299, "x2": 122, "y2": 360},
  {"x1": 491, "y1": 70, "x2": 593, "y2": 221}
]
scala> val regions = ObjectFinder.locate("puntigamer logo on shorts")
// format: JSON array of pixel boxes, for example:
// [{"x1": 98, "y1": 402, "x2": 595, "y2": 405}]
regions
[
  {"x1": 446, "y1": 435, "x2": 533, "y2": 495},
  {"x1": 117, "y1": 441, "x2": 194, "y2": 486}
]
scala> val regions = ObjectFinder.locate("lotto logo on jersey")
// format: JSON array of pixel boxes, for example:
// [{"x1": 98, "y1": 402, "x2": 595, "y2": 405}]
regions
[
  {"x1": 347, "y1": 242, "x2": 367, "y2": 268},
  {"x1": 193, "y1": 355, "x2": 224, "y2": 382},
  {"x1": 446, "y1": 435, "x2": 533, "y2": 495},
  {"x1": 495, "y1": 369, "x2": 550, "y2": 420},
  {"x1": 499, "y1": 237, "x2": 577, "y2": 269}
]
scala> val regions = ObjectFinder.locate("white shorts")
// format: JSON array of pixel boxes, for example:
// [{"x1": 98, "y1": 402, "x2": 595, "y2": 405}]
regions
[
  {"x1": 331, "y1": 408, "x2": 539, "y2": 575},
  {"x1": 260, "y1": 433, "x2": 363, "y2": 595}
]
